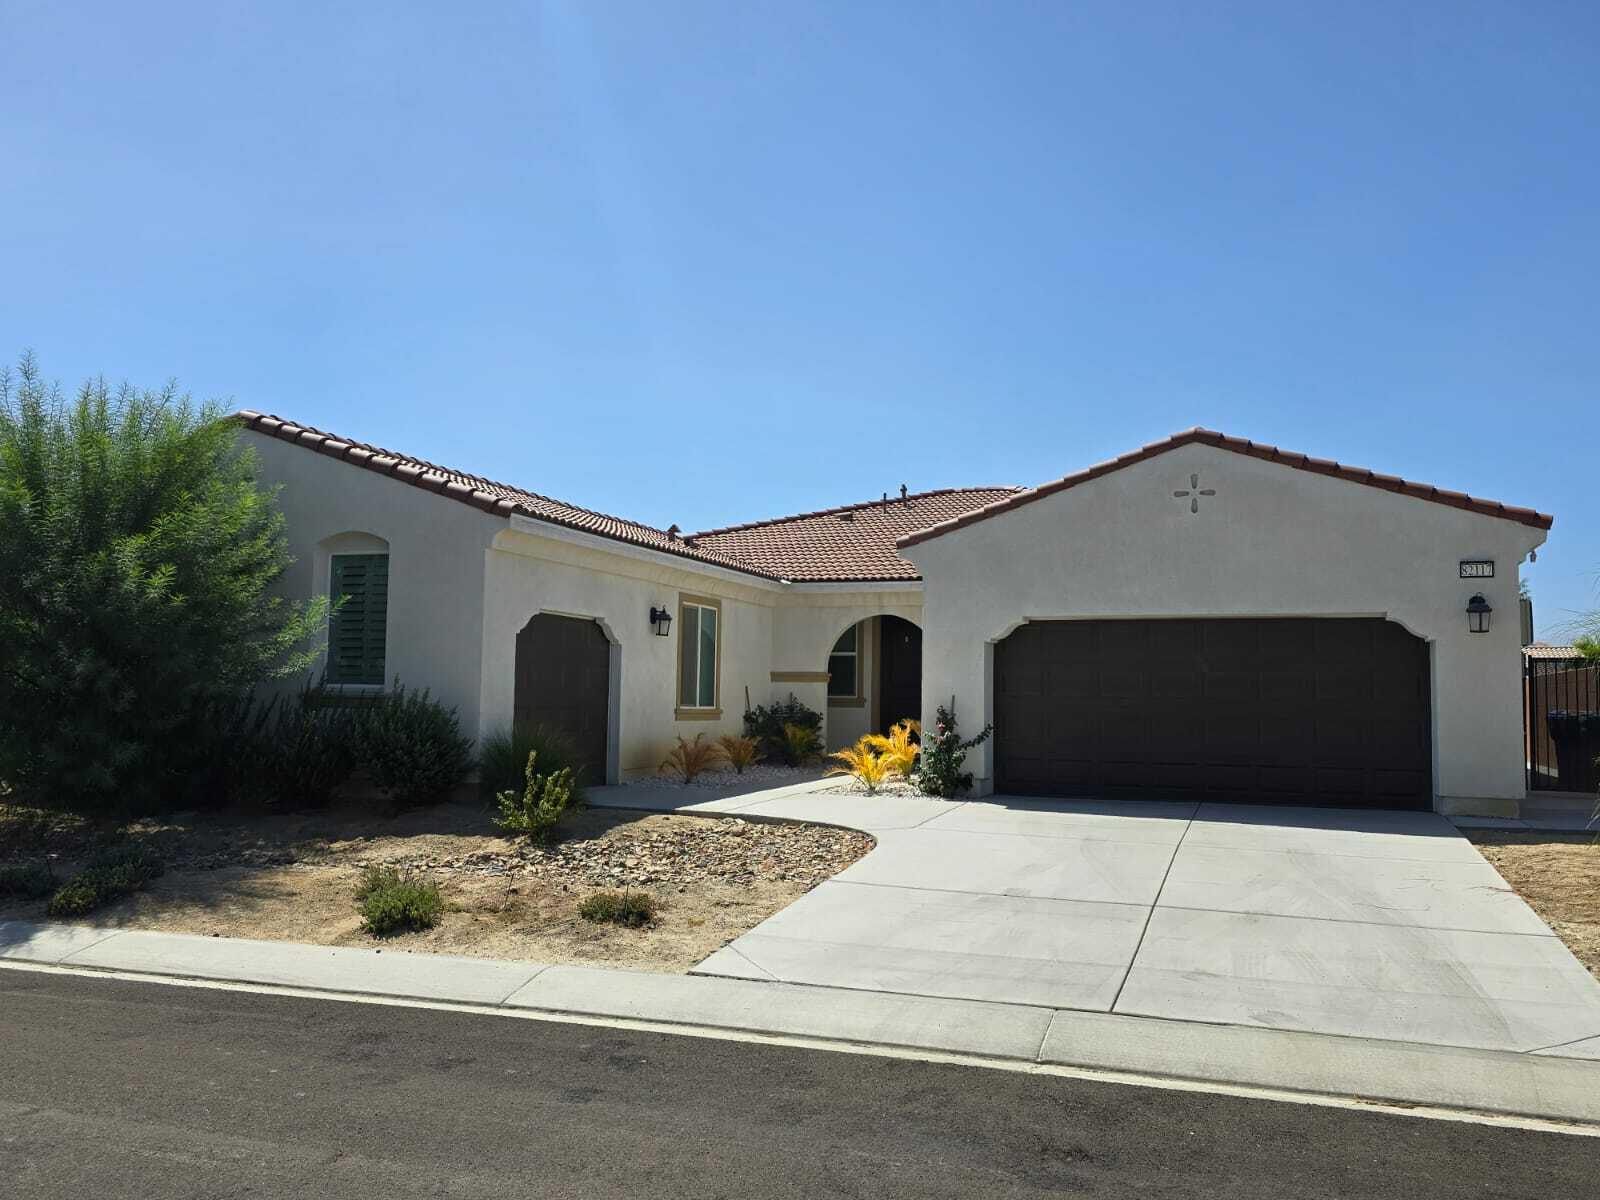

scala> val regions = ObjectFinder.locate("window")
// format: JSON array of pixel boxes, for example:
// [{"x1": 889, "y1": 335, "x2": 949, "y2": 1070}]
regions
[
  {"x1": 328, "y1": 553, "x2": 389, "y2": 685},
  {"x1": 677, "y1": 597, "x2": 720, "y2": 712},
  {"x1": 828, "y1": 624, "x2": 860, "y2": 699}
]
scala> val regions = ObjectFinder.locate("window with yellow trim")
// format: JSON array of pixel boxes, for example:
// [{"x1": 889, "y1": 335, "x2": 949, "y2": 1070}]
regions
[{"x1": 677, "y1": 600, "x2": 719, "y2": 709}]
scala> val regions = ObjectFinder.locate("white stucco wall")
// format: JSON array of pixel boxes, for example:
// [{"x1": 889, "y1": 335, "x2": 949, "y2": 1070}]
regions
[
  {"x1": 482, "y1": 523, "x2": 782, "y2": 779},
  {"x1": 243, "y1": 429, "x2": 500, "y2": 735},
  {"x1": 902, "y1": 442, "x2": 1547, "y2": 813}
]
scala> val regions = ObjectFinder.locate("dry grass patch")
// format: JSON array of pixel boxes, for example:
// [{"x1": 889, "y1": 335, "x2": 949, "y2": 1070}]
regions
[
  {"x1": 1469, "y1": 830, "x2": 1600, "y2": 979},
  {"x1": 0, "y1": 798, "x2": 872, "y2": 973}
]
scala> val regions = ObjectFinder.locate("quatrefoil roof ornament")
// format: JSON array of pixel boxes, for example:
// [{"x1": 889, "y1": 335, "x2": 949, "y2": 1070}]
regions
[{"x1": 1173, "y1": 473, "x2": 1216, "y2": 514}]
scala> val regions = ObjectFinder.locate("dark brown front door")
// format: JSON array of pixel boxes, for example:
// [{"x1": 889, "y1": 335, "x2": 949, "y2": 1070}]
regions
[
  {"x1": 514, "y1": 614, "x2": 610, "y2": 786},
  {"x1": 878, "y1": 615, "x2": 922, "y2": 734},
  {"x1": 994, "y1": 617, "x2": 1431, "y2": 808}
]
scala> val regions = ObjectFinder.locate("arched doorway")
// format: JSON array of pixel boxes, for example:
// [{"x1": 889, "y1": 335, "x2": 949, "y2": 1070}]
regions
[
  {"x1": 823, "y1": 614, "x2": 923, "y2": 750},
  {"x1": 514, "y1": 614, "x2": 611, "y2": 785}
]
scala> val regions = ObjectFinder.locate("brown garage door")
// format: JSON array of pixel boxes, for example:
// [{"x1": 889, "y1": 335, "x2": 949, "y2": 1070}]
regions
[
  {"x1": 994, "y1": 618, "x2": 1431, "y2": 808},
  {"x1": 514, "y1": 614, "x2": 611, "y2": 786}
]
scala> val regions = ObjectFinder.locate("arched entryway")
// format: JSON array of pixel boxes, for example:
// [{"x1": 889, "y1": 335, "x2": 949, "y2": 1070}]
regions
[
  {"x1": 514, "y1": 614, "x2": 612, "y2": 785},
  {"x1": 823, "y1": 614, "x2": 922, "y2": 749},
  {"x1": 992, "y1": 616, "x2": 1432, "y2": 808}
]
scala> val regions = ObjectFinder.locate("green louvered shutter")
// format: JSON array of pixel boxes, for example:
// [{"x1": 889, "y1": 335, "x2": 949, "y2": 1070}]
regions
[{"x1": 328, "y1": 554, "x2": 389, "y2": 685}]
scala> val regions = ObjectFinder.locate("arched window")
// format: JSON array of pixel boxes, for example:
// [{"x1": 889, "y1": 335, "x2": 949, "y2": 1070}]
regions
[{"x1": 828, "y1": 623, "x2": 861, "y2": 699}]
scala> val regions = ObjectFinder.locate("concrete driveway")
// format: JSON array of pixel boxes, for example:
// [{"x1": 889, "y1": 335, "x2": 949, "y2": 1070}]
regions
[{"x1": 593, "y1": 783, "x2": 1600, "y2": 1056}]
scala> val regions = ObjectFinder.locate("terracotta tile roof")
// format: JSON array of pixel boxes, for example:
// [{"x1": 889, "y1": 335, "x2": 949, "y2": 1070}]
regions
[
  {"x1": 689, "y1": 487, "x2": 1024, "y2": 583},
  {"x1": 1524, "y1": 642, "x2": 1584, "y2": 660},
  {"x1": 236, "y1": 412, "x2": 787, "y2": 580},
  {"x1": 899, "y1": 428, "x2": 1555, "y2": 549}
]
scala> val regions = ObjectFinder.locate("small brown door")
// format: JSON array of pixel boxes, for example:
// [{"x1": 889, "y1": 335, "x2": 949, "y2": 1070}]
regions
[
  {"x1": 877, "y1": 615, "x2": 922, "y2": 733},
  {"x1": 514, "y1": 614, "x2": 610, "y2": 786},
  {"x1": 993, "y1": 617, "x2": 1431, "y2": 808}
]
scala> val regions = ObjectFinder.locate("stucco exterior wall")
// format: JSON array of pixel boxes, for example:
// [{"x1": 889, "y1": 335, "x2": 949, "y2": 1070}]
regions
[
  {"x1": 482, "y1": 525, "x2": 781, "y2": 780},
  {"x1": 242, "y1": 429, "x2": 500, "y2": 734},
  {"x1": 902, "y1": 442, "x2": 1546, "y2": 813}
]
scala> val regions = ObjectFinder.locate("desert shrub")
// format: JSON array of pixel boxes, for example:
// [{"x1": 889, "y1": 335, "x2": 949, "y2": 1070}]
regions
[
  {"x1": 478, "y1": 725, "x2": 587, "y2": 804},
  {"x1": 914, "y1": 703, "x2": 993, "y2": 798},
  {"x1": 355, "y1": 866, "x2": 445, "y2": 936},
  {"x1": 780, "y1": 722, "x2": 822, "y2": 767},
  {"x1": 744, "y1": 693, "x2": 822, "y2": 764},
  {"x1": 0, "y1": 354, "x2": 327, "y2": 815},
  {"x1": 716, "y1": 735, "x2": 762, "y2": 774},
  {"x1": 0, "y1": 860, "x2": 56, "y2": 899},
  {"x1": 226, "y1": 686, "x2": 359, "y2": 808},
  {"x1": 495, "y1": 751, "x2": 578, "y2": 843},
  {"x1": 46, "y1": 844, "x2": 165, "y2": 917},
  {"x1": 865, "y1": 719, "x2": 920, "y2": 779},
  {"x1": 827, "y1": 737, "x2": 895, "y2": 794},
  {"x1": 579, "y1": 889, "x2": 657, "y2": 927},
  {"x1": 659, "y1": 734, "x2": 727, "y2": 783},
  {"x1": 356, "y1": 683, "x2": 474, "y2": 807}
]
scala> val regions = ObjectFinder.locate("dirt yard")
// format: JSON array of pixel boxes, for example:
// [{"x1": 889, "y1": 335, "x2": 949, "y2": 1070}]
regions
[
  {"x1": 1469, "y1": 831, "x2": 1600, "y2": 979},
  {"x1": 0, "y1": 797, "x2": 873, "y2": 972}
]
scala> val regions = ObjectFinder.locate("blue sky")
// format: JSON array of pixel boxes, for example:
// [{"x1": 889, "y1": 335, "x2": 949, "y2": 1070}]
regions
[{"x1": 3, "y1": 2, "x2": 1595, "y2": 635}]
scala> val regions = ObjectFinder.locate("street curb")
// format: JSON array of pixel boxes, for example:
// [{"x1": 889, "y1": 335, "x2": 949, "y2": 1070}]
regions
[{"x1": 3, "y1": 919, "x2": 1598, "y2": 1129}]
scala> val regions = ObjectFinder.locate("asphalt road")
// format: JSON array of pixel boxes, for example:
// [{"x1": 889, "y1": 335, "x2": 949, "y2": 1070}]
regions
[{"x1": 0, "y1": 969, "x2": 1592, "y2": 1199}]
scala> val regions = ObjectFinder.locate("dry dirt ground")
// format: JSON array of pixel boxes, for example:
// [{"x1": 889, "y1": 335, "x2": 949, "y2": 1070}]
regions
[
  {"x1": 1469, "y1": 830, "x2": 1600, "y2": 979},
  {"x1": 0, "y1": 797, "x2": 873, "y2": 972}
]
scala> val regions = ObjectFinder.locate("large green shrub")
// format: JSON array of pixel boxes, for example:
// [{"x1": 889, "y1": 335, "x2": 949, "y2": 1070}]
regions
[
  {"x1": 0, "y1": 354, "x2": 325, "y2": 814},
  {"x1": 478, "y1": 725, "x2": 587, "y2": 804},
  {"x1": 0, "y1": 861, "x2": 57, "y2": 900},
  {"x1": 357, "y1": 683, "x2": 474, "y2": 807},
  {"x1": 744, "y1": 693, "x2": 823, "y2": 765},
  {"x1": 226, "y1": 686, "x2": 360, "y2": 809}
]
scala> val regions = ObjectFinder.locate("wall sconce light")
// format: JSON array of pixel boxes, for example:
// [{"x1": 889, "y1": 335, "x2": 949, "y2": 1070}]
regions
[
  {"x1": 1466, "y1": 593, "x2": 1492, "y2": 634},
  {"x1": 649, "y1": 605, "x2": 673, "y2": 637}
]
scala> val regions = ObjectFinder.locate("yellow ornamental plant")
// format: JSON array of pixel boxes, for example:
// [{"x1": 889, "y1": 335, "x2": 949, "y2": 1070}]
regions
[
  {"x1": 826, "y1": 736, "x2": 895, "y2": 794},
  {"x1": 659, "y1": 733, "x2": 728, "y2": 783},
  {"x1": 864, "y1": 719, "x2": 920, "y2": 779},
  {"x1": 716, "y1": 734, "x2": 762, "y2": 774}
]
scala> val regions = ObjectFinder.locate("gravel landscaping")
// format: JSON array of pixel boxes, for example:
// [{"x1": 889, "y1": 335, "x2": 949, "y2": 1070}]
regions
[
  {"x1": 622, "y1": 764, "x2": 827, "y2": 790},
  {"x1": 0, "y1": 797, "x2": 873, "y2": 972}
]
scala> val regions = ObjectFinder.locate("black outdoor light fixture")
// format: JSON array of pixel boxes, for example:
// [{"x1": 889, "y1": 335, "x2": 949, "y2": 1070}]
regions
[
  {"x1": 650, "y1": 605, "x2": 673, "y2": 637},
  {"x1": 1466, "y1": 593, "x2": 1492, "y2": 634}
]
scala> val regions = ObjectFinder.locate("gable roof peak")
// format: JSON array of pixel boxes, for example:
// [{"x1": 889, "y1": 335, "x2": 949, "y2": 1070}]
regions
[{"x1": 897, "y1": 427, "x2": 1553, "y2": 549}]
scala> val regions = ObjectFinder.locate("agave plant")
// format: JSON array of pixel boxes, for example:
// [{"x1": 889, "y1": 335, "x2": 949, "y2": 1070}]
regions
[
  {"x1": 659, "y1": 733, "x2": 728, "y2": 783},
  {"x1": 716, "y1": 734, "x2": 762, "y2": 774},
  {"x1": 826, "y1": 736, "x2": 895, "y2": 794},
  {"x1": 865, "y1": 719, "x2": 921, "y2": 779}
]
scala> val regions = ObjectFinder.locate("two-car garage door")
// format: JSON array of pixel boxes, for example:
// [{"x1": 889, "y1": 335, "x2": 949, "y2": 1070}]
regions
[{"x1": 994, "y1": 618, "x2": 1432, "y2": 809}]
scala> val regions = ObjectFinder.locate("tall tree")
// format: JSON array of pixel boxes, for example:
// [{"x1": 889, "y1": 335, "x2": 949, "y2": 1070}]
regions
[{"x1": 0, "y1": 353, "x2": 325, "y2": 812}]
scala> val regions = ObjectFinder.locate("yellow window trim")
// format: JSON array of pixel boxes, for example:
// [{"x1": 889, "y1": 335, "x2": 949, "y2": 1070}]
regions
[{"x1": 676, "y1": 593, "x2": 723, "y2": 714}]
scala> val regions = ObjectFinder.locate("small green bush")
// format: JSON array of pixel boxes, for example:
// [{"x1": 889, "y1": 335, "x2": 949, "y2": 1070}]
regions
[
  {"x1": 355, "y1": 866, "x2": 445, "y2": 936},
  {"x1": 357, "y1": 683, "x2": 474, "y2": 807},
  {"x1": 479, "y1": 726, "x2": 587, "y2": 805},
  {"x1": 495, "y1": 751, "x2": 578, "y2": 843},
  {"x1": 914, "y1": 702, "x2": 993, "y2": 798},
  {"x1": 578, "y1": 889, "x2": 657, "y2": 928},
  {"x1": 744, "y1": 693, "x2": 823, "y2": 765},
  {"x1": 46, "y1": 844, "x2": 165, "y2": 917},
  {"x1": 0, "y1": 860, "x2": 57, "y2": 899}
]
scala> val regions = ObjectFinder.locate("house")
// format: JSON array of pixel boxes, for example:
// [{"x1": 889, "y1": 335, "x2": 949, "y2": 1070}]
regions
[{"x1": 239, "y1": 414, "x2": 1552, "y2": 818}]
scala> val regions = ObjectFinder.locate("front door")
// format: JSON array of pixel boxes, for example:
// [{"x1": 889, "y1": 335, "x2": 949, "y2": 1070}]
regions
[
  {"x1": 877, "y1": 615, "x2": 922, "y2": 733},
  {"x1": 513, "y1": 614, "x2": 611, "y2": 786}
]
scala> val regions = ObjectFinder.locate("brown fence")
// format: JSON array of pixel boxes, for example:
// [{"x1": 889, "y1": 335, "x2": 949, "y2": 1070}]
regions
[{"x1": 1525, "y1": 658, "x2": 1600, "y2": 793}]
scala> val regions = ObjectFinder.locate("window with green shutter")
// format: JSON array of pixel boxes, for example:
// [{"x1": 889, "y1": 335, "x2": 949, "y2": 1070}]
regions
[{"x1": 328, "y1": 554, "x2": 389, "y2": 685}]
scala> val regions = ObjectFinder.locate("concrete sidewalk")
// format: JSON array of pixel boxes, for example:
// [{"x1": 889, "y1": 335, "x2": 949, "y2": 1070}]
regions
[{"x1": 3, "y1": 918, "x2": 1599, "y2": 1126}]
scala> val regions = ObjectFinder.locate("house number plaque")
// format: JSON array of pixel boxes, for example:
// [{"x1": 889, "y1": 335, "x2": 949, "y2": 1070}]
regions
[{"x1": 1459, "y1": 560, "x2": 1494, "y2": 579}]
